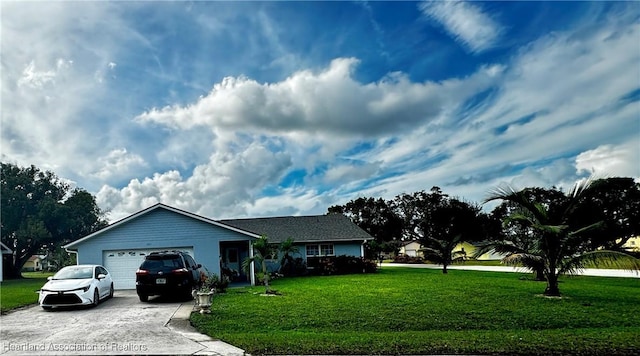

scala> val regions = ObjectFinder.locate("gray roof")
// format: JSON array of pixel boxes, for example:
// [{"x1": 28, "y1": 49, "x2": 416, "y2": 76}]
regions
[{"x1": 219, "y1": 213, "x2": 373, "y2": 244}]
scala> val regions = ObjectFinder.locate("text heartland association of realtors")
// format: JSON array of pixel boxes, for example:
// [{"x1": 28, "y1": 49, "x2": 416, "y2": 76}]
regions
[{"x1": 2, "y1": 342, "x2": 148, "y2": 353}]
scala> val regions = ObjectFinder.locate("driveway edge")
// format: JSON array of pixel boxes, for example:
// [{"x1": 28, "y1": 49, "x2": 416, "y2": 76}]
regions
[{"x1": 166, "y1": 303, "x2": 248, "y2": 356}]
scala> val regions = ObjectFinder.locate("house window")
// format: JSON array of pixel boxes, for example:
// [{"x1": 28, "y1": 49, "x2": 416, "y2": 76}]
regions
[
  {"x1": 306, "y1": 244, "x2": 334, "y2": 257},
  {"x1": 321, "y1": 244, "x2": 334, "y2": 256},
  {"x1": 306, "y1": 245, "x2": 319, "y2": 257}
]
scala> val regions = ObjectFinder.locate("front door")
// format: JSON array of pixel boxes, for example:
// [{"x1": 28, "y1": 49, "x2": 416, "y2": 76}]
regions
[{"x1": 224, "y1": 248, "x2": 240, "y2": 275}]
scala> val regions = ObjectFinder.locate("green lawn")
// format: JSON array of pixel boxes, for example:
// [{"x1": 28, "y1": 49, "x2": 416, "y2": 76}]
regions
[
  {"x1": 0, "y1": 272, "x2": 53, "y2": 313},
  {"x1": 191, "y1": 268, "x2": 640, "y2": 355}
]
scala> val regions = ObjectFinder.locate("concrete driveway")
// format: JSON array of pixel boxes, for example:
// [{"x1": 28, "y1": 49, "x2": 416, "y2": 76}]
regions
[{"x1": 0, "y1": 290, "x2": 245, "y2": 355}]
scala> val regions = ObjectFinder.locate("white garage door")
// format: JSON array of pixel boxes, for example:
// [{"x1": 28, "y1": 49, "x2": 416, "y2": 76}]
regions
[{"x1": 103, "y1": 247, "x2": 194, "y2": 290}]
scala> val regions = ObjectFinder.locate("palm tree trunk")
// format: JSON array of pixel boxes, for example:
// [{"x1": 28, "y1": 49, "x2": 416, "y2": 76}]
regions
[
  {"x1": 261, "y1": 260, "x2": 271, "y2": 292},
  {"x1": 534, "y1": 266, "x2": 546, "y2": 281},
  {"x1": 544, "y1": 273, "x2": 561, "y2": 296}
]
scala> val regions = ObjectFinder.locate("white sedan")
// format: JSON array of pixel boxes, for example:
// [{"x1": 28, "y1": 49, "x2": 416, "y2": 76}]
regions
[{"x1": 39, "y1": 264, "x2": 114, "y2": 310}]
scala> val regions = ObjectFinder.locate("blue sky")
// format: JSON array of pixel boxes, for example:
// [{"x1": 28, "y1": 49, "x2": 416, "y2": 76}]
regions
[{"x1": 2, "y1": 1, "x2": 639, "y2": 222}]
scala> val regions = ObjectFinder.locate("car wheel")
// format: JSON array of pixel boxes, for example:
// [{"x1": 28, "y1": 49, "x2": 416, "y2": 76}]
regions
[
  {"x1": 109, "y1": 284, "x2": 114, "y2": 298},
  {"x1": 138, "y1": 294, "x2": 148, "y2": 302},
  {"x1": 93, "y1": 289, "x2": 100, "y2": 307},
  {"x1": 42, "y1": 306, "x2": 52, "y2": 311}
]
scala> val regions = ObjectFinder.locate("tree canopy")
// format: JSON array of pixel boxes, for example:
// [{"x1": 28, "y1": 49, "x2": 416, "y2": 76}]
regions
[
  {"x1": 1, "y1": 162, "x2": 107, "y2": 279},
  {"x1": 329, "y1": 187, "x2": 494, "y2": 271}
]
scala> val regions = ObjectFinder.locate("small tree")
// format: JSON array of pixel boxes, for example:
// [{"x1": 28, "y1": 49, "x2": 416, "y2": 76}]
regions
[
  {"x1": 278, "y1": 237, "x2": 299, "y2": 275},
  {"x1": 242, "y1": 236, "x2": 278, "y2": 294},
  {"x1": 484, "y1": 179, "x2": 640, "y2": 296}
]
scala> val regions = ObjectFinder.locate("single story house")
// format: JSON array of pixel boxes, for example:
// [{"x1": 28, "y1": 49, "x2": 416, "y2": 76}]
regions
[
  {"x1": 399, "y1": 240, "x2": 422, "y2": 257},
  {"x1": 22, "y1": 255, "x2": 45, "y2": 272},
  {"x1": 1, "y1": 241, "x2": 13, "y2": 283},
  {"x1": 63, "y1": 203, "x2": 372, "y2": 290}
]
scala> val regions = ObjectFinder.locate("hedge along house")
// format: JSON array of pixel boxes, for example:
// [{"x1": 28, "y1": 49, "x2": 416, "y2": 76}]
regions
[{"x1": 63, "y1": 203, "x2": 373, "y2": 290}]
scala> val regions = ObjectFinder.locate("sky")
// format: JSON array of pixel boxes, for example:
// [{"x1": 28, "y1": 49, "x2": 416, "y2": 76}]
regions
[{"x1": 2, "y1": 1, "x2": 639, "y2": 222}]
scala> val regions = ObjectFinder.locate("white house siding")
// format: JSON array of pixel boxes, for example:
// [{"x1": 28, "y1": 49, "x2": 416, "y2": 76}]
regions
[{"x1": 73, "y1": 208, "x2": 252, "y2": 289}]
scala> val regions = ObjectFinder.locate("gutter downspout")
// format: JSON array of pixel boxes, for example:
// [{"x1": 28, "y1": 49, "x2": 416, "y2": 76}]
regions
[
  {"x1": 249, "y1": 241, "x2": 255, "y2": 286},
  {"x1": 65, "y1": 248, "x2": 79, "y2": 265}
]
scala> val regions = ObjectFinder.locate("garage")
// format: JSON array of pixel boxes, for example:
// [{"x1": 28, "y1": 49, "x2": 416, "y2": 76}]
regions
[{"x1": 103, "y1": 247, "x2": 194, "y2": 289}]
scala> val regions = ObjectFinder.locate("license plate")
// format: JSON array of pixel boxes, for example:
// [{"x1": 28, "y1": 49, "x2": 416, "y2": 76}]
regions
[{"x1": 156, "y1": 278, "x2": 166, "y2": 285}]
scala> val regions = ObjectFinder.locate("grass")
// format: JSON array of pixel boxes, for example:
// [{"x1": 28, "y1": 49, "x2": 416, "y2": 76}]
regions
[
  {"x1": 191, "y1": 268, "x2": 640, "y2": 355},
  {"x1": 0, "y1": 272, "x2": 53, "y2": 313}
]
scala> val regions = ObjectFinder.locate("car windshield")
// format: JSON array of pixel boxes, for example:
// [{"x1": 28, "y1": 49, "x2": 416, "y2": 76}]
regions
[{"x1": 53, "y1": 266, "x2": 94, "y2": 280}]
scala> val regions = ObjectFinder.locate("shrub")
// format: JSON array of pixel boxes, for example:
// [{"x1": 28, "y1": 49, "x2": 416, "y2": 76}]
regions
[
  {"x1": 308, "y1": 255, "x2": 377, "y2": 275},
  {"x1": 198, "y1": 271, "x2": 229, "y2": 293},
  {"x1": 280, "y1": 257, "x2": 308, "y2": 277},
  {"x1": 392, "y1": 254, "x2": 424, "y2": 264}
]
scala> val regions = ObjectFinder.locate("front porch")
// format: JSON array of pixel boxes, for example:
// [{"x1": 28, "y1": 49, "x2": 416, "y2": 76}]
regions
[{"x1": 220, "y1": 241, "x2": 251, "y2": 284}]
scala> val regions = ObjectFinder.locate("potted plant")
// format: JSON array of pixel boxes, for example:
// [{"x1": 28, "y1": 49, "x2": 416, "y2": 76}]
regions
[{"x1": 194, "y1": 271, "x2": 217, "y2": 313}]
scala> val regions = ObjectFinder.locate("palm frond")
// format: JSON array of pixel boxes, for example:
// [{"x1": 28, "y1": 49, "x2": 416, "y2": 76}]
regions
[
  {"x1": 568, "y1": 221, "x2": 604, "y2": 237},
  {"x1": 484, "y1": 184, "x2": 547, "y2": 222},
  {"x1": 502, "y1": 253, "x2": 542, "y2": 269},
  {"x1": 560, "y1": 250, "x2": 640, "y2": 275},
  {"x1": 483, "y1": 183, "x2": 521, "y2": 204},
  {"x1": 568, "y1": 175, "x2": 598, "y2": 199},
  {"x1": 241, "y1": 256, "x2": 255, "y2": 274},
  {"x1": 471, "y1": 240, "x2": 530, "y2": 259}
]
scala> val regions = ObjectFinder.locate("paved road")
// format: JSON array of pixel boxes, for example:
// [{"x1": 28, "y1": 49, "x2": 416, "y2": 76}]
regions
[
  {"x1": 0, "y1": 290, "x2": 245, "y2": 355},
  {"x1": 383, "y1": 263, "x2": 640, "y2": 278}
]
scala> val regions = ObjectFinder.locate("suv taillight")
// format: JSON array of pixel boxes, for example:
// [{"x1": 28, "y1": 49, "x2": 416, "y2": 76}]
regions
[
  {"x1": 172, "y1": 268, "x2": 188, "y2": 274},
  {"x1": 136, "y1": 269, "x2": 149, "y2": 275}
]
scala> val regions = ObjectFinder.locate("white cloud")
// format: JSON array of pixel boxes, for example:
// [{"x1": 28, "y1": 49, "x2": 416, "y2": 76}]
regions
[
  {"x1": 91, "y1": 148, "x2": 147, "y2": 181},
  {"x1": 97, "y1": 141, "x2": 293, "y2": 220},
  {"x1": 576, "y1": 141, "x2": 640, "y2": 178},
  {"x1": 419, "y1": 0, "x2": 503, "y2": 53},
  {"x1": 323, "y1": 162, "x2": 380, "y2": 184},
  {"x1": 135, "y1": 58, "x2": 502, "y2": 137},
  {"x1": 17, "y1": 61, "x2": 58, "y2": 89}
]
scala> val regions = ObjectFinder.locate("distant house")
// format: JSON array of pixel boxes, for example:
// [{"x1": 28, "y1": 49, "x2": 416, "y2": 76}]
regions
[
  {"x1": 399, "y1": 240, "x2": 422, "y2": 257},
  {"x1": 396, "y1": 240, "x2": 504, "y2": 261},
  {"x1": 623, "y1": 236, "x2": 640, "y2": 252},
  {"x1": 63, "y1": 203, "x2": 373, "y2": 290},
  {"x1": 22, "y1": 255, "x2": 46, "y2": 272},
  {"x1": 1, "y1": 242, "x2": 13, "y2": 283}
]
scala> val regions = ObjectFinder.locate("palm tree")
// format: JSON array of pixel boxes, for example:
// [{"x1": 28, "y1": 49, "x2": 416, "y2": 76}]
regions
[
  {"x1": 278, "y1": 237, "x2": 299, "y2": 275},
  {"x1": 483, "y1": 178, "x2": 640, "y2": 296},
  {"x1": 420, "y1": 233, "x2": 467, "y2": 274},
  {"x1": 242, "y1": 236, "x2": 277, "y2": 294}
]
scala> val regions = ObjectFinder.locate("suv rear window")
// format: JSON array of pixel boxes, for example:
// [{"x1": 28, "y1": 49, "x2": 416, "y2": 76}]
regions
[{"x1": 140, "y1": 255, "x2": 184, "y2": 272}]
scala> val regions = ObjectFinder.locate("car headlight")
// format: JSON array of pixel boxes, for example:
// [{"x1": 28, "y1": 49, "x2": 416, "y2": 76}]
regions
[{"x1": 81, "y1": 286, "x2": 90, "y2": 292}]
